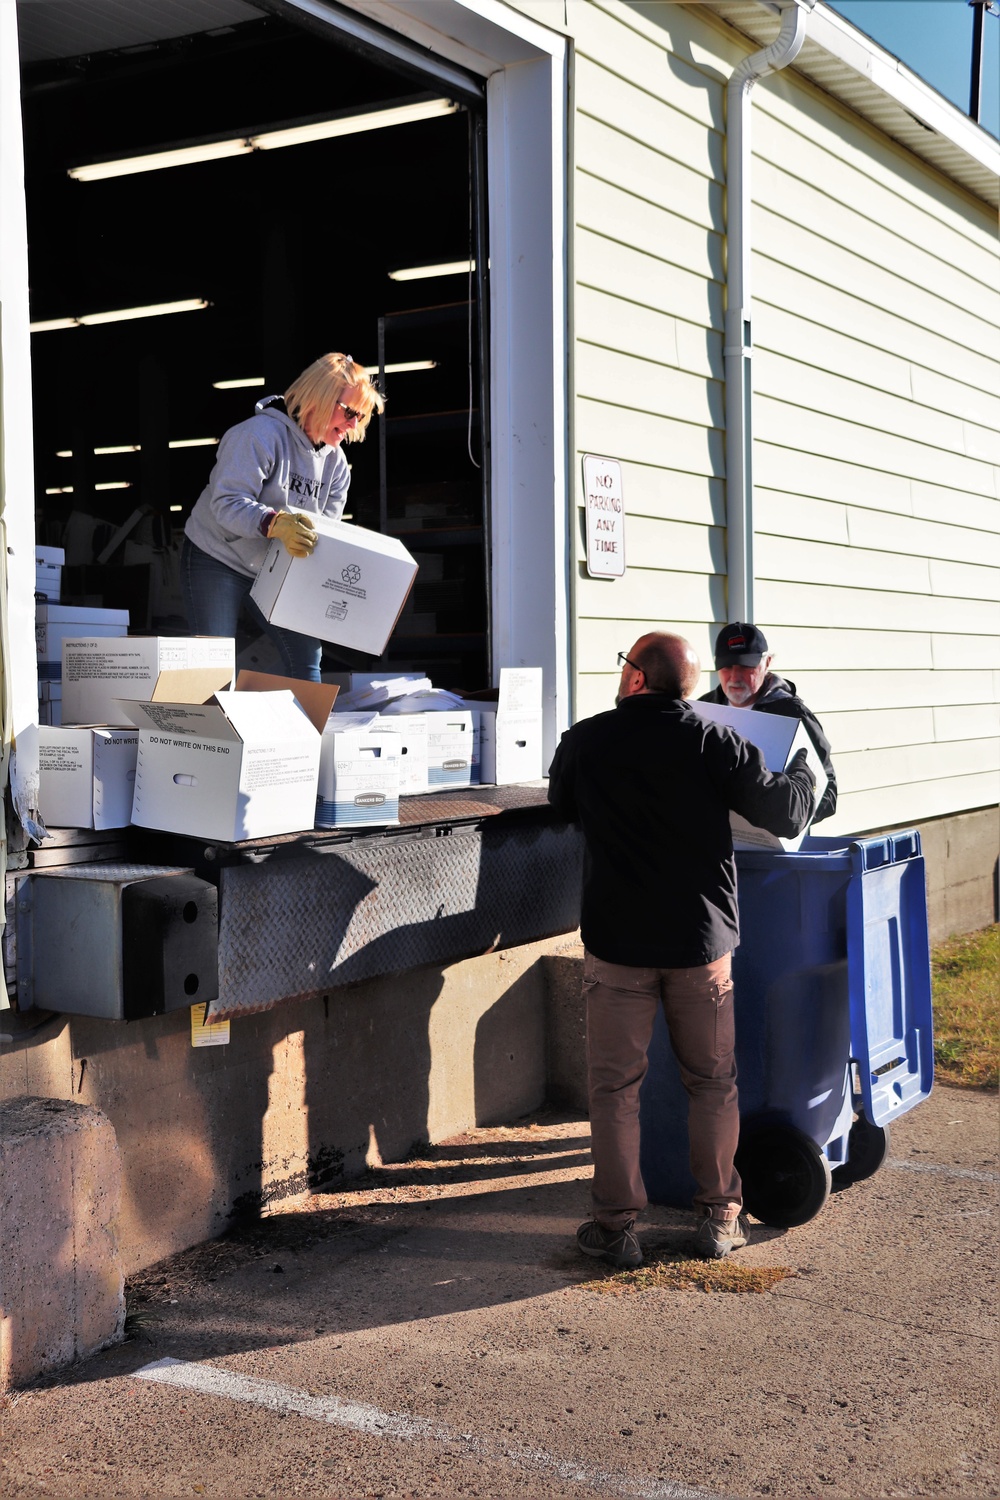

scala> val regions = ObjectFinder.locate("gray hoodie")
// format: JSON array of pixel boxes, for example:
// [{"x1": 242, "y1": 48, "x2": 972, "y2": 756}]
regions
[{"x1": 184, "y1": 396, "x2": 350, "y2": 578}]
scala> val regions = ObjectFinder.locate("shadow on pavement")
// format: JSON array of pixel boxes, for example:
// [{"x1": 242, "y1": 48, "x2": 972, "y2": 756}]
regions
[{"x1": 34, "y1": 1113, "x2": 793, "y2": 1392}]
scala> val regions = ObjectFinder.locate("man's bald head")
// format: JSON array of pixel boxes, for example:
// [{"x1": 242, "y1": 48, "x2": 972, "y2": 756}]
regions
[{"x1": 620, "y1": 633, "x2": 701, "y2": 700}]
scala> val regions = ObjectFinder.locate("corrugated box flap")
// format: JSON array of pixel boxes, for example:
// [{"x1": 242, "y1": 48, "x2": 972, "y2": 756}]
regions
[
  {"x1": 235, "y1": 669, "x2": 338, "y2": 734},
  {"x1": 115, "y1": 699, "x2": 244, "y2": 742},
  {"x1": 149, "y1": 666, "x2": 234, "y2": 703}
]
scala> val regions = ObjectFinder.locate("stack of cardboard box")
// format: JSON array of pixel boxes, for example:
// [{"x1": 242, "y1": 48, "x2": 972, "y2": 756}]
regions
[{"x1": 36, "y1": 602, "x2": 129, "y2": 726}]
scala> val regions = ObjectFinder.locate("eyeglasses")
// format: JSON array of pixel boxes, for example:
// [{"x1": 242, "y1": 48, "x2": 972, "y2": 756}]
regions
[
  {"x1": 617, "y1": 651, "x2": 642, "y2": 673},
  {"x1": 338, "y1": 401, "x2": 365, "y2": 422}
]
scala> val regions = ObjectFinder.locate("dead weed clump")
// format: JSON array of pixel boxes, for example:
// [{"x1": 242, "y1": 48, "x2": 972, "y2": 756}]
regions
[{"x1": 582, "y1": 1250, "x2": 796, "y2": 1296}]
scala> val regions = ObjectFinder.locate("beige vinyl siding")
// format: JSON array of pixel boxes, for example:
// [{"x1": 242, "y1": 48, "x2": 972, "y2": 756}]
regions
[
  {"x1": 747, "y1": 57, "x2": 999, "y2": 834},
  {"x1": 546, "y1": 0, "x2": 1000, "y2": 831},
  {"x1": 571, "y1": 0, "x2": 728, "y2": 717}
]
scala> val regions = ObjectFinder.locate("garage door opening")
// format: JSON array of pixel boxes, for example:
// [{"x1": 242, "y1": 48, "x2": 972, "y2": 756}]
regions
[{"x1": 20, "y1": 3, "x2": 490, "y2": 691}]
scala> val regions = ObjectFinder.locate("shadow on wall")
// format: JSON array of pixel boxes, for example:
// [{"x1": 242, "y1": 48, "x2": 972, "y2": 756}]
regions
[
  {"x1": 299, "y1": 964, "x2": 444, "y2": 1205},
  {"x1": 473, "y1": 961, "x2": 548, "y2": 1127}
]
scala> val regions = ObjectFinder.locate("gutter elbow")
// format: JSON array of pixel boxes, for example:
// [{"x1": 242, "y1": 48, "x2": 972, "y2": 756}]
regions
[{"x1": 729, "y1": 1, "x2": 811, "y2": 95}]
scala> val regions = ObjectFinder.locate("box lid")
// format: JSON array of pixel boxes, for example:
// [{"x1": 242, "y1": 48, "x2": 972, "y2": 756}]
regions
[
  {"x1": 117, "y1": 699, "x2": 246, "y2": 743},
  {"x1": 149, "y1": 666, "x2": 235, "y2": 704},
  {"x1": 235, "y1": 669, "x2": 338, "y2": 735},
  {"x1": 215, "y1": 687, "x2": 312, "y2": 741}
]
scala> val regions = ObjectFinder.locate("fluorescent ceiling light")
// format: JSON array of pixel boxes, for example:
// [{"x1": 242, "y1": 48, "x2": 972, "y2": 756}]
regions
[
  {"x1": 56, "y1": 437, "x2": 216, "y2": 456},
  {"x1": 169, "y1": 505, "x2": 183, "y2": 513},
  {"x1": 31, "y1": 298, "x2": 209, "y2": 332},
  {"x1": 251, "y1": 98, "x2": 458, "y2": 151},
  {"x1": 212, "y1": 376, "x2": 265, "y2": 389},
  {"x1": 95, "y1": 481, "x2": 132, "y2": 490},
  {"x1": 80, "y1": 298, "x2": 209, "y2": 326},
  {"x1": 68, "y1": 140, "x2": 252, "y2": 182},
  {"x1": 45, "y1": 486, "x2": 74, "y2": 495},
  {"x1": 382, "y1": 360, "x2": 438, "y2": 374},
  {"x1": 388, "y1": 260, "x2": 474, "y2": 281},
  {"x1": 67, "y1": 98, "x2": 459, "y2": 183}
]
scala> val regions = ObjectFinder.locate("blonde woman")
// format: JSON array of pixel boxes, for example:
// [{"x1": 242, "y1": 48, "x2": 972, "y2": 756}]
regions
[{"x1": 182, "y1": 353, "x2": 384, "y2": 681}]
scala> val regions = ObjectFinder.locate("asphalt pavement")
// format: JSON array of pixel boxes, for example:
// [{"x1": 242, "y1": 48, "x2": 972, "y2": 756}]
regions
[{"x1": 1, "y1": 1081, "x2": 996, "y2": 1499}]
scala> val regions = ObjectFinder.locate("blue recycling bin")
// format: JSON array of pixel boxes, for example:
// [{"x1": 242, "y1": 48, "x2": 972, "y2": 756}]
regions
[{"x1": 638, "y1": 831, "x2": 934, "y2": 1227}]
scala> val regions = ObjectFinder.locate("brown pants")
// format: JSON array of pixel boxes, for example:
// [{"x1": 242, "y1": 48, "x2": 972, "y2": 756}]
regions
[{"x1": 583, "y1": 949, "x2": 741, "y2": 1227}]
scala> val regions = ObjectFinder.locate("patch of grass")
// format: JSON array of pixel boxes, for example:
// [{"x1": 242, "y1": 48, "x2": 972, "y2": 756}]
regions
[
  {"x1": 582, "y1": 1249, "x2": 796, "y2": 1296},
  {"x1": 931, "y1": 924, "x2": 999, "y2": 1089}
]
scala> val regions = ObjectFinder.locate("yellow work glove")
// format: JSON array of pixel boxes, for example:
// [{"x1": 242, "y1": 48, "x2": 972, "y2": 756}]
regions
[{"x1": 267, "y1": 509, "x2": 317, "y2": 559}]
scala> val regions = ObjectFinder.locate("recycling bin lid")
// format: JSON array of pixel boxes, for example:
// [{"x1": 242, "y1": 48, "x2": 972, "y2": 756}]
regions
[{"x1": 846, "y1": 833, "x2": 934, "y2": 1127}]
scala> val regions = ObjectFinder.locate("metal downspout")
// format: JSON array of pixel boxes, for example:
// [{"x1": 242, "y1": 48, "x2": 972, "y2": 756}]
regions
[{"x1": 724, "y1": 0, "x2": 812, "y2": 622}]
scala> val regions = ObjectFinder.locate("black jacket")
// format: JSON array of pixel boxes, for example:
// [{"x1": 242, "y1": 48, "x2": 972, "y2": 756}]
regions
[
  {"x1": 546, "y1": 694, "x2": 816, "y2": 969},
  {"x1": 698, "y1": 674, "x2": 837, "y2": 822}
]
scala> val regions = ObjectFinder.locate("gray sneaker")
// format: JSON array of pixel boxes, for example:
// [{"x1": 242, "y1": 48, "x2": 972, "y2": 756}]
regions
[
  {"x1": 693, "y1": 1211, "x2": 749, "y2": 1260},
  {"x1": 576, "y1": 1218, "x2": 642, "y2": 1269}
]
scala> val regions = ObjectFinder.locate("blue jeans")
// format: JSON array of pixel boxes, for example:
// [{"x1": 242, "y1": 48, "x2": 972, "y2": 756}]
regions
[{"x1": 180, "y1": 537, "x2": 322, "y2": 683}]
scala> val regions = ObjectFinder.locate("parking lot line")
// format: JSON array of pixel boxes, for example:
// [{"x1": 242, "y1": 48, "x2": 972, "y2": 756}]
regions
[{"x1": 136, "y1": 1357, "x2": 711, "y2": 1499}]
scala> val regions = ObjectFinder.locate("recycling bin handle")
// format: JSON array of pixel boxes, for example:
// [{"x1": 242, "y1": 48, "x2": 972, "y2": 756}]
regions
[{"x1": 849, "y1": 830, "x2": 922, "y2": 872}]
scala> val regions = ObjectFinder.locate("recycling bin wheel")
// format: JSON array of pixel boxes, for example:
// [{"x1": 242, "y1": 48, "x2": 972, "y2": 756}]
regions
[
  {"x1": 832, "y1": 1114, "x2": 891, "y2": 1186},
  {"x1": 736, "y1": 1123, "x2": 833, "y2": 1228}
]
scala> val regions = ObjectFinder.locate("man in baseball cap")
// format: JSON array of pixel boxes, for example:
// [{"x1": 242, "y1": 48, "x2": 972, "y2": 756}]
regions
[{"x1": 700, "y1": 622, "x2": 838, "y2": 822}]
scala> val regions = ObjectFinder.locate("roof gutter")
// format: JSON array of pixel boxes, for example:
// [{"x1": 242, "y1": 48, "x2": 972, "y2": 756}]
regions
[{"x1": 724, "y1": 0, "x2": 814, "y2": 622}]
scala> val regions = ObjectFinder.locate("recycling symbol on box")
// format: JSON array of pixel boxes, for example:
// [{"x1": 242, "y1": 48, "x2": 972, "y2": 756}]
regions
[{"x1": 342, "y1": 563, "x2": 362, "y2": 585}]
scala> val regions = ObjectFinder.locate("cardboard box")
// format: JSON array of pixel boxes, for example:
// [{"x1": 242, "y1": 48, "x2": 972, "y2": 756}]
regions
[
  {"x1": 36, "y1": 546, "x2": 65, "y2": 597},
  {"x1": 35, "y1": 546, "x2": 62, "y2": 598},
  {"x1": 38, "y1": 726, "x2": 138, "y2": 829},
  {"x1": 425, "y1": 710, "x2": 475, "y2": 789},
  {"x1": 687, "y1": 699, "x2": 828, "y2": 851},
  {"x1": 36, "y1": 604, "x2": 129, "y2": 681},
  {"x1": 62, "y1": 636, "x2": 235, "y2": 726},
  {"x1": 39, "y1": 680, "x2": 63, "y2": 727},
  {"x1": 35, "y1": 568, "x2": 62, "y2": 602},
  {"x1": 317, "y1": 714, "x2": 402, "y2": 827},
  {"x1": 250, "y1": 514, "x2": 418, "y2": 656},
  {"x1": 119, "y1": 670, "x2": 337, "y2": 843},
  {"x1": 464, "y1": 668, "x2": 543, "y2": 785},
  {"x1": 378, "y1": 710, "x2": 429, "y2": 794}
]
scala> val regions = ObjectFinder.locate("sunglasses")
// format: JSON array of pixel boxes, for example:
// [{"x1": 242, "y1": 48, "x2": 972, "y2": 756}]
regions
[{"x1": 338, "y1": 401, "x2": 365, "y2": 423}]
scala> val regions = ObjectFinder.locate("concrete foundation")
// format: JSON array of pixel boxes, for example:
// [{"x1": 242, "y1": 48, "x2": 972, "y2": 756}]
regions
[
  {"x1": 0, "y1": 935, "x2": 574, "y2": 1277},
  {"x1": 0, "y1": 1096, "x2": 124, "y2": 1390},
  {"x1": 905, "y1": 805, "x2": 999, "y2": 945}
]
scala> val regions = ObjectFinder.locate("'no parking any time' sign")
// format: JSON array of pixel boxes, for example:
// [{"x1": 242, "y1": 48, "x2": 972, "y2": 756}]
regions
[{"x1": 583, "y1": 454, "x2": 625, "y2": 579}]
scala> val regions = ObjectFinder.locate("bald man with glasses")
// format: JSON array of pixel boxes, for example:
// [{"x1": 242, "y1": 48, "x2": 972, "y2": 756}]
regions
[{"x1": 547, "y1": 632, "x2": 816, "y2": 1266}]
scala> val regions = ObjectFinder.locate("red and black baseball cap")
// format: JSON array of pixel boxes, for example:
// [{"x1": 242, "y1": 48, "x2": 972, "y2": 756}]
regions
[{"x1": 714, "y1": 622, "x2": 769, "y2": 667}]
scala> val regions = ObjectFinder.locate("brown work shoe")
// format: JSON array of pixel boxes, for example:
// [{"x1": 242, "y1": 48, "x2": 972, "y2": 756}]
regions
[
  {"x1": 693, "y1": 1211, "x2": 749, "y2": 1260},
  {"x1": 576, "y1": 1217, "x2": 642, "y2": 1269}
]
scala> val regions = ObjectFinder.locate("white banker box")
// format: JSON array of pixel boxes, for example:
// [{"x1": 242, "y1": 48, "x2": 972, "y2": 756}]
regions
[
  {"x1": 38, "y1": 726, "x2": 138, "y2": 829},
  {"x1": 317, "y1": 714, "x2": 402, "y2": 828},
  {"x1": 119, "y1": 670, "x2": 337, "y2": 842},
  {"x1": 251, "y1": 514, "x2": 418, "y2": 656},
  {"x1": 465, "y1": 668, "x2": 543, "y2": 785},
  {"x1": 380, "y1": 711, "x2": 429, "y2": 794},
  {"x1": 687, "y1": 699, "x2": 828, "y2": 851},
  {"x1": 36, "y1": 604, "x2": 129, "y2": 680},
  {"x1": 62, "y1": 636, "x2": 235, "y2": 726},
  {"x1": 36, "y1": 545, "x2": 65, "y2": 602}
]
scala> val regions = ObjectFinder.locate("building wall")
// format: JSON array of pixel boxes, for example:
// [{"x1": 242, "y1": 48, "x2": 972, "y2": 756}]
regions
[
  {"x1": 539, "y1": 0, "x2": 999, "y2": 838},
  {"x1": 0, "y1": 934, "x2": 564, "y2": 1275}
]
